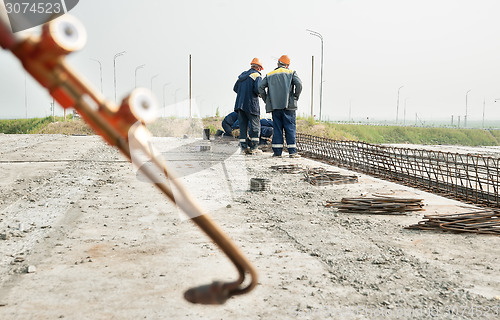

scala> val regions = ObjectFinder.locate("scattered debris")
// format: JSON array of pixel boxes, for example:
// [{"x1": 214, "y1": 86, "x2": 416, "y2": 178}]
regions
[
  {"x1": 270, "y1": 164, "x2": 303, "y2": 174},
  {"x1": 250, "y1": 178, "x2": 271, "y2": 191},
  {"x1": 406, "y1": 210, "x2": 500, "y2": 235},
  {"x1": 327, "y1": 196, "x2": 424, "y2": 214},
  {"x1": 194, "y1": 144, "x2": 212, "y2": 152},
  {"x1": 304, "y1": 167, "x2": 358, "y2": 186}
]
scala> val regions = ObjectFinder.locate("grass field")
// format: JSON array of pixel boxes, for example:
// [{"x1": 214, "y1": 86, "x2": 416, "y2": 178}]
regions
[
  {"x1": 1, "y1": 116, "x2": 500, "y2": 147},
  {"x1": 295, "y1": 119, "x2": 500, "y2": 146}
]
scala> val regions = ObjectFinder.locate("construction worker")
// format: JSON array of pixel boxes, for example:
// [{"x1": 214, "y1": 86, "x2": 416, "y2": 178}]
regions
[
  {"x1": 234, "y1": 118, "x2": 274, "y2": 145},
  {"x1": 258, "y1": 118, "x2": 273, "y2": 145},
  {"x1": 233, "y1": 58, "x2": 263, "y2": 154},
  {"x1": 216, "y1": 111, "x2": 239, "y2": 137},
  {"x1": 217, "y1": 113, "x2": 273, "y2": 144},
  {"x1": 258, "y1": 55, "x2": 302, "y2": 158}
]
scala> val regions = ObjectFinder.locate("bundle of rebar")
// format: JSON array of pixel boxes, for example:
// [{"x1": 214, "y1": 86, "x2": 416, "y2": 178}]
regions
[
  {"x1": 304, "y1": 167, "x2": 358, "y2": 186},
  {"x1": 296, "y1": 133, "x2": 500, "y2": 209},
  {"x1": 326, "y1": 196, "x2": 424, "y2": 214},
  {"x1": 250, "y1": 178, "x2": 271, "y2": 191},
  {"x1": 270, "y1": 164, "x2": 303, "y2": 174},
  {"x1": 406, "y1": 210, "x2": 500, "y2": 235}
]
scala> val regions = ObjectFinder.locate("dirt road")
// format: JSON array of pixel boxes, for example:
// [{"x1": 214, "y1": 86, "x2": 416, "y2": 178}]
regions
[{"x1": 0, "y1": 134, "x2": 499, "y2": 319}]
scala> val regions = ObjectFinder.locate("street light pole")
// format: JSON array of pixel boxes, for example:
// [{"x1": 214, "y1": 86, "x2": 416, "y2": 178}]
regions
[
  {"x1": 163, "y1": 82, "x2": 171, "y2": 117},
  {"x1": 90, "y1": 58, "x2": 103, "y2": 94},
  {"x1": 50, "y1": 99, "x2": 55, "y2": 122},
  {"x1": 396, "y1": 86, "x2": 404, "y2": 124},
  {"x1": 404, "y1": 97, "x2": 409, "y2": 126},
  {"x1": 310, "y1": 55, "x2": 314, "y2": 119},
  {"x1": 349, "y1": 99, "x2": 352, "y2": 122},
  {"x1": 24, "y1": 71, "x2": 27, "y2": 119},
  {"x1": 482, "y1": 97, "x2": 485, "y2": 129},
  {"x1": 175, "y1": 88, "x2": 181, "y2": 105},
  {"x1": 150, "y1": 73, "x2": 159, "y2": 92},
  {"x1": 134, "y1": 64, "x2": 145, "y2": 88},
  {"x1": 307, "y1": 29, "x2": 323, "y2": 121},
  {"x1": 189, "y1": 54, "x2": 192, "y2": 118},
  {"x1": 465, "y1": 89, "x2": 471, "y2": 128},
  {"x1": 113, "y1": 50, "x2": 126, "y2": 103}
]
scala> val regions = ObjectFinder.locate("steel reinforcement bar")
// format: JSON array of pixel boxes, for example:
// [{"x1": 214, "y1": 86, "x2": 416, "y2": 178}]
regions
[{"x1": 296, "y1": 133, "x2": 500, "y2": 208}]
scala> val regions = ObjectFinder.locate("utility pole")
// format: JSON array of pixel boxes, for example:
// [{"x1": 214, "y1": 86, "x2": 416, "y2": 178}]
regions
[{"x1": 307, "y1": 29, "x2": 324, "y2": 121}]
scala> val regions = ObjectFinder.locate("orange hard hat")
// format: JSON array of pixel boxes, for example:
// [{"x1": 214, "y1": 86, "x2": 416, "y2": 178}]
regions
[
  {"x1": 251, "y1": 57, "x2": 263, "y2": 70},
  {"x1": 278, "y1": 55, "x2": 290, "y2": 65}
]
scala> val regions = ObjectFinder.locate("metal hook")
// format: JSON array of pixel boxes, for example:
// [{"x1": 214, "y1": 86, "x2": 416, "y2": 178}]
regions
[{"x1": 0, "y1": 15, "x2": 258, "y2": 304}]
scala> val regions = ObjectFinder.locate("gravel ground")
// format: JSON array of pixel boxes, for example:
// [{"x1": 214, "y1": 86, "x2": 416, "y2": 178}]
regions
[{"x1": 0, "y1": 134, "x2": 499, "y2": 319}]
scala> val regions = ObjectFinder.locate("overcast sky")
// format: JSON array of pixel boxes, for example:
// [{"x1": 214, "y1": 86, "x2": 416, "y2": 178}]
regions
[{"x1": 1, "y1": 0, "x2": 500, "y2": 124}]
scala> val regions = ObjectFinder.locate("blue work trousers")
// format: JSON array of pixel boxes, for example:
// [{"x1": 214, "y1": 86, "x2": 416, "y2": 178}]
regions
[
  {"x1": 221, "y1": 118, "x2": 234, "y2": 137},
  {"x1": 271, "y1": 109, "x2": 297, "y2": 155},
  {"x1": 238, "y1": 110, "x2": 260, "y2": 150}
]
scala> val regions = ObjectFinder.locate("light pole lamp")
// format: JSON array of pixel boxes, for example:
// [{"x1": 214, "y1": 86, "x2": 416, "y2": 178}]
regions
[
  {"x1": 307, "y1": 29, "x2": 324, "y2": 121},
  {"x1": 396, "y1": 86, "x2": 404, "y2": 124},
  {"x1": 113, "y1": 50, "x2": 126, "y2": 103},
  {"x1": 135, "y1": 64, "x2": 145, "y2": 88},
  {"x1": 90, "y1": 58, "x2": 103, "y2": 94},
  {"x1": 465, "y1": 89, "x2": 471, "y2": 128}
]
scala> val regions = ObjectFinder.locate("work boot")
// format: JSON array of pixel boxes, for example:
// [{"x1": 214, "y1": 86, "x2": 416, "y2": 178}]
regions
[{"x1": 289, "y1": 153, "x2": 301, "y2": 158}]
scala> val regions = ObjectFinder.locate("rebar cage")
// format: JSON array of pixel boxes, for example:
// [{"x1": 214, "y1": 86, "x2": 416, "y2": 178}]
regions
[{"x1": 297, "y1": 133, "x2": 500, "y2": 208}]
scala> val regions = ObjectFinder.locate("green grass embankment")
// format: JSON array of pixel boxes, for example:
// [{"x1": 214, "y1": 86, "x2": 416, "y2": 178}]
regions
[
  {"x1": 1, "y1": 116, "x2": 500, "y2": 147},
  {"x1": 295, "y1": 118, "x2": 500, "y2": 146},
  {"x1": 0, "y1": 117, "x2": 55, "y2": 134},
  {"x1": 0, "y1": 116, "x2": 94, "y2": 135}
]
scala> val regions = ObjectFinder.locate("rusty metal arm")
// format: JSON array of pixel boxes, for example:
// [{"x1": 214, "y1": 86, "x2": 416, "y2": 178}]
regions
[{"x1": 0, "y1": 15, "x2": 257, "y2": 304}]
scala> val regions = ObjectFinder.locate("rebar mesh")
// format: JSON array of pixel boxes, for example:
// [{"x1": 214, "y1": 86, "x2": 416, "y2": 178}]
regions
[{"x1": 297, "y1": 133, "x2": 500, "y2": 208}]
